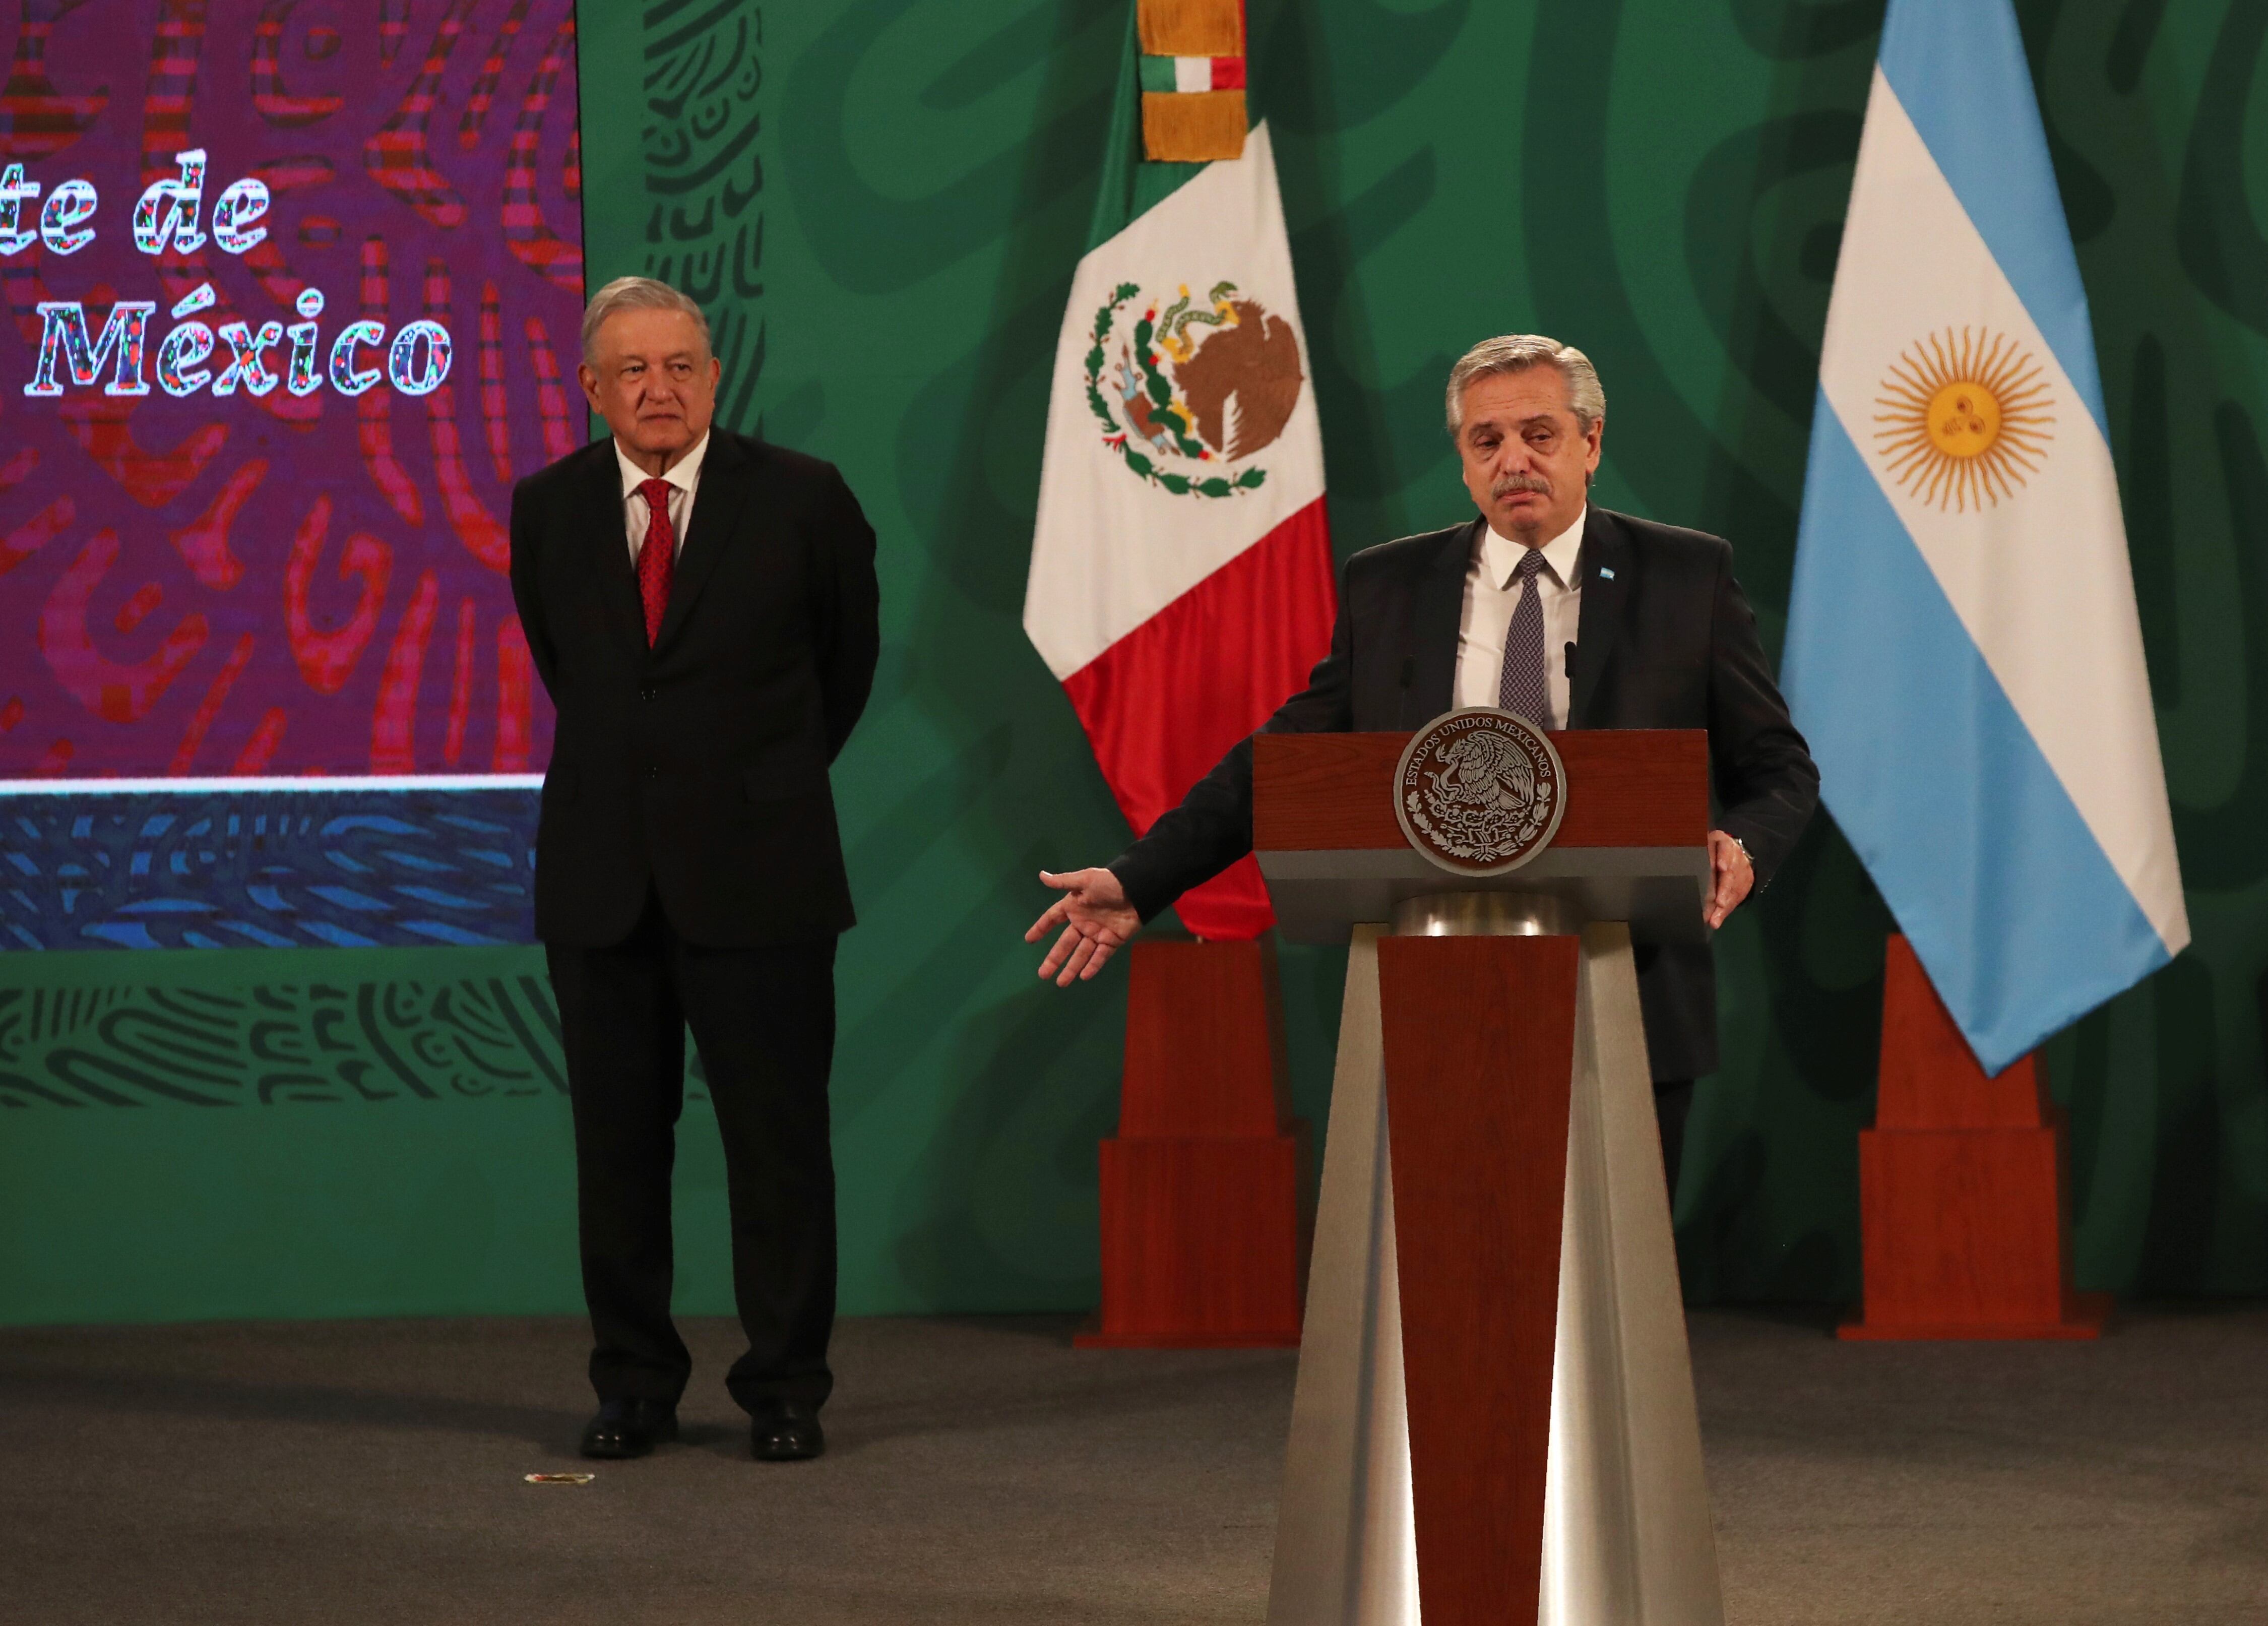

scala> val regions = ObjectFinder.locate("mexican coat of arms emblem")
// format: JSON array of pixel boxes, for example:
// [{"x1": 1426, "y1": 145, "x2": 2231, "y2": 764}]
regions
[
  {"x1": 1083, "y1": 279, "x2": 1304, "y2": 499},
  {"x1": 1394, "y1": 709, "x2": 1567, "y2": 875}
]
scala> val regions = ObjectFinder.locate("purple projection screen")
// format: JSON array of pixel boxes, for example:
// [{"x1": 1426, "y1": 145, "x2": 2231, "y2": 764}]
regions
[{"x1": 0, "y1": 0, "x2": 581, "y2": 783}]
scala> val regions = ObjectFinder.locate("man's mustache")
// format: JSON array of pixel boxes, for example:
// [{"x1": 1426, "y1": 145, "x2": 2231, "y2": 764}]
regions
[{"x1": 1491, "y1": 472, "x2": 1552, "y2": 499}]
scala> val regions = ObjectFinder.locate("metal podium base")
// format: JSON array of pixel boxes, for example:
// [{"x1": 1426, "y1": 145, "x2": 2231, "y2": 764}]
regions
[{"x1": 1266, "y1": 913, "x2": 1724, "y2": 1626}]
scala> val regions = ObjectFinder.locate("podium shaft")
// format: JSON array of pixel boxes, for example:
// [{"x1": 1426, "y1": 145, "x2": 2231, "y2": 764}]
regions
[
  {"x1": 1542, "y1": 926, "x2": 1724, "y2": 1626},
  {"x1": 1267, "y1": 921, "x2": 1723, "y2": 1626},
  {"x1": 1266, "y1": 927, "x2": 1419, "y2": 1625},
  {"x1": 1379, "y1": 932, "x2": 1578, "y2": 1626}
]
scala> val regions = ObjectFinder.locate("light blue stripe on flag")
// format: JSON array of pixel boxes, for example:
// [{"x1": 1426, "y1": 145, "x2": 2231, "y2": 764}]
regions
[
  {"x1": 1877, "y1": 0, "x2": 2108, "y2": 438},
  {"x1": 1783, "y1": 398, "x2": 2170, "y2": 1073}
]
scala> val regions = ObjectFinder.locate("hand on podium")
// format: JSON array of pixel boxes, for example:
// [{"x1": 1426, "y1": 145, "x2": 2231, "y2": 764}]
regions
[
  {"x1": 1706, "y1": 830, "x2": 1754, "y2": 929},
  {"x1": 1027, "y1": 868, "x2": 1142, "y2": 986}
]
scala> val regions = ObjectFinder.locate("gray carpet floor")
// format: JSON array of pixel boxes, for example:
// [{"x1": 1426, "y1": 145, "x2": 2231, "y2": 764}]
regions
[{"x1": 4, "y1": 1305, "x2": 2263, "y2": 1624}]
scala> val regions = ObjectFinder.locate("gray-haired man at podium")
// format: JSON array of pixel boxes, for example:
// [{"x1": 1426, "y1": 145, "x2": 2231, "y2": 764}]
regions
[{"x1": 1027, "y1": 333, "x2": 1818, "y2": 1190}]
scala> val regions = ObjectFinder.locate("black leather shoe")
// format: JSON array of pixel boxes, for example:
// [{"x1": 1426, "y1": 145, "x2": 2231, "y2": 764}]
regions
[
  {"x1": 749, "y1": 1400, "x2": 825, "y2": 1462},
  {"x1": 580, "y1": 1398, "x2": 678, "y2": 1460}
]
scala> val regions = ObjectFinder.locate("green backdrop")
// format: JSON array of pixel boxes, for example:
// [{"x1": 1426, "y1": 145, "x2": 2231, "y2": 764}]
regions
[{"x1": 7, "y1": 0, "x2": 2266, "y2": 1325}]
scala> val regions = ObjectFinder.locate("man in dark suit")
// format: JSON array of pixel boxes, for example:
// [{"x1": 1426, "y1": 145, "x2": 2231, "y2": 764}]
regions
[
  {"x1": 510, "y1": 276, "x2": 878, "y2": 1463},
  {"x1": 1027, "y1": 334, "x2": 1817, "y2": 1185}
]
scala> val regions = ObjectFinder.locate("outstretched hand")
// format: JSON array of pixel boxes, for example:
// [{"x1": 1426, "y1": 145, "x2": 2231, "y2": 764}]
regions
[{"x1": 1025, "y1": 867, "x2": 1142, "y2": 986}]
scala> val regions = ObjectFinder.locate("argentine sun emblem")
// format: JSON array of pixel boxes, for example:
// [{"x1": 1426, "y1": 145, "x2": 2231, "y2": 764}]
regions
[
  {"x1": 1084, "y1": 280, "x2": 1305, "y2": 498},
  {"x1": 1874, "y1": 326, "x2": 2055, "y2": 513},
  {"x1": 1394, "y1": 710, "x2": 1567, "y2": 875}
]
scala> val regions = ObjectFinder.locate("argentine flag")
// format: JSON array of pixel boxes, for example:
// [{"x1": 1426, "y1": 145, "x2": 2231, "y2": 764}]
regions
[{"x1": 1783, "y1": 0, "x2": 2187, "y2": 1075}]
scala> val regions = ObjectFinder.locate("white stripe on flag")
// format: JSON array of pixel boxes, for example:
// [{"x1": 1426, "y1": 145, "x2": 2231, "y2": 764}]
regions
[{"x1": 1173, "y1": 57, "x2": 1211, "y2": 93}]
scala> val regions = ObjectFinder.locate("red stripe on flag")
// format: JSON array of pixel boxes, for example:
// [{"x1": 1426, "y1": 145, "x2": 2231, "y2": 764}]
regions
[
  {"x1": 1210, "y1": 56, "x2": 1246, "y2": 89},
  {"x1": 1061, "y1": 496, "x2": 1336, "y2": 941}
]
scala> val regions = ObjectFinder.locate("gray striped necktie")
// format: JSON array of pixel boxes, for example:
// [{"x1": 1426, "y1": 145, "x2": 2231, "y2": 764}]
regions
[{"x1": 1496, "y1": 546, "x2": 1550, "y2": 725}]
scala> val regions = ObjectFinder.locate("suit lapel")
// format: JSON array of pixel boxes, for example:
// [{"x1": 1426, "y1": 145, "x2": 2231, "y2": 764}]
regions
[
  {"x1": 1568, "y1": 507, "x2": 1630, "y2": 729},
  {"x1": 1403, "y1": 519, "x2": 1478, "y2": 726},
  {"x1": 652, "y1": 430, "x2": 759, "y2": 654}
]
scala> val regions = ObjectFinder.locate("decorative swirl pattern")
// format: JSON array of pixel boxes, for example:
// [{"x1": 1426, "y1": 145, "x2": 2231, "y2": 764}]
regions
[
  {"x1": 0, "y1": 949, "x2": 566, "y2": 1107},
  {"x1": 0, "y1": 787, "x2": 535, "y2": 951},
  {"x1": 635, "y1": 0, "x2": 766, "y2": 429},
  {"x1": 0, "y1": 0, "x2": 577, "y2": 781}
]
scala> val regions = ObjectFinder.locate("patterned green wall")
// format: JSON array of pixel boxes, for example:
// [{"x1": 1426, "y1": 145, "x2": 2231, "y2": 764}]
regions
[
  {"x1": 8, "y1": 0, "x2": 2265, "y2": 1325},
  {"x1": 579, "y1": 0, "x2": 2268, "y2": 1306}
]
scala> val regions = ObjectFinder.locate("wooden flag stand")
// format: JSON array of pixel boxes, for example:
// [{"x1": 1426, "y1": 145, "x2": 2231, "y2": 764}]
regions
[
  {"x1": 1077, "y1": 935, "x2": 1308, "y2": 1348},
  {"x1": 1841, "y1": 934, "x2": 2109, "y2": 1341}
]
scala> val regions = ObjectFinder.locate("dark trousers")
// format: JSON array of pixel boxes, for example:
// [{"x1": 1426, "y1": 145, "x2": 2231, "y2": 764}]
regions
[
  {"x1": 545, "y1": 888, "x2": 838, "y2": 1415},
  {"x1": 1655, "y1": 1077, "x2": 1695, "y2": 1207}
]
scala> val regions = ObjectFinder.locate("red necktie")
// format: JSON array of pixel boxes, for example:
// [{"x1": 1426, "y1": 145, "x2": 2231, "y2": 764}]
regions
[{"x1": 635, "y1": 476, "x2": 675, "y2": 645}]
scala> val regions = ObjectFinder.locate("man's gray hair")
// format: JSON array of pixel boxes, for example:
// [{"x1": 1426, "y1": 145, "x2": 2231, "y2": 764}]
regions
[
  {"x1": 581, "y1": 275, "x2": 712, "y2": 363},
  {"x1": 1443, "y1": 334, "x2": 1606, "y2": 437}
]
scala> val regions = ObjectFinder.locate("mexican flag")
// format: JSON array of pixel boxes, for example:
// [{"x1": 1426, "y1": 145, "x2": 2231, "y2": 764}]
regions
[{"x1": 1023, "y1": 24, "x2": 1334, "y2": 942}]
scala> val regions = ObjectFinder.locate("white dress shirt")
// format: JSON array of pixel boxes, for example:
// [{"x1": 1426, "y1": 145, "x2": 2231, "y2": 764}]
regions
[
  {"x1": 615, "y1": 430, "x2": 710, "y2": 565},
  {"x1": 1453, "y1": 507, "x2": 1586, "y2": 728}
]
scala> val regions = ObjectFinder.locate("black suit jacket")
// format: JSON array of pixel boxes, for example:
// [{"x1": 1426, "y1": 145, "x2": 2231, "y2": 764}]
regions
[
  {"x1": 1110, "y1": 506, "x2": 1818, "y2": 1080},
  {"x1": 508, "y1": 428, "x2": 879, "y2": 948}
]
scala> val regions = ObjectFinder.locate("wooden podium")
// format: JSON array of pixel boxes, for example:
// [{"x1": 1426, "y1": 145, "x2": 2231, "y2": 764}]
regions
[{"x1": 1255, "y1": 728, "x2": 1727, "y2": 1626}]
